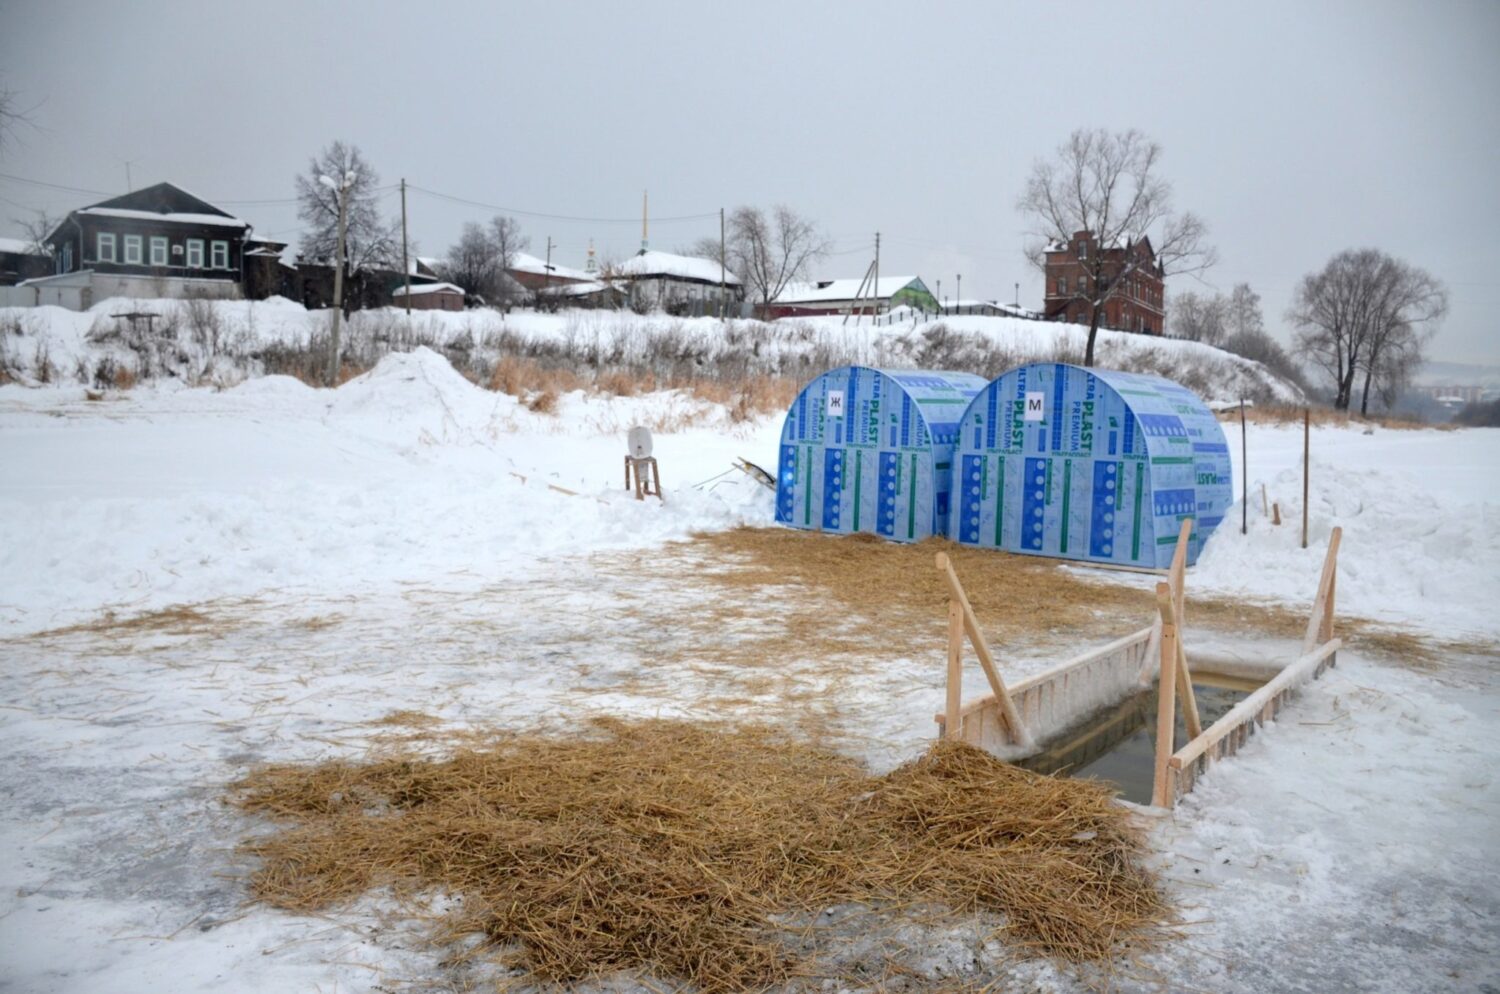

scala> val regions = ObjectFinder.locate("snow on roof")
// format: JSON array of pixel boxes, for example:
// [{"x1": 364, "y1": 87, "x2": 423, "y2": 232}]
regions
[
  {"x1": 538, "y1": 280, "x2": 620, "y2": 298},
  {"x1": 774, "y1": 275, "x2": 921, "y2": 303},
  {"x1": 392, "y1": 281, "x2": 465, "y2": 297},
  {"x1": 509, "y1": 251, "x2": 594, "y2": 283},
  {"x1": 75, "y1": 206, "x2": 250, "y2": 228},
  {"x1": 610, "y1": 250, "x2": 741, "y2": 286},
  {"x1": 0, "y1": 236, "x2": 41, "y2": 255}
]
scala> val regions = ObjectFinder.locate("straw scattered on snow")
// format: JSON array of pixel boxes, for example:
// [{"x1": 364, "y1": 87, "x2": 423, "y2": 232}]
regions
[{"x1": 231, "y1": 717, "x2": 1171, "y2": 991}]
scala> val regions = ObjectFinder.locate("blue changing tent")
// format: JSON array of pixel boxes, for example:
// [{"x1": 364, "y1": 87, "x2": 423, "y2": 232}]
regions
[
  {"x1": 776, "y1": 367, "x2": 987, "y2": 542},
  {"x1": 949, "y1": 363, "x2": 1232, "y2": 568}
]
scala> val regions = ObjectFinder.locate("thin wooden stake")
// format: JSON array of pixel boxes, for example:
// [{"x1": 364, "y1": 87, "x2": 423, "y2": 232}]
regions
[
  {"x1": 1272, "y1": 502, "x2": 1282, "y2": 526},
  {"x1": 1260, "y1": 482, "x2": 1269, "y2": 518},
  {"x1": 1302, "y1": 407, "x2": 1310, "y2": 550},
  {"x1": 945, "y1": 600, "x2": 963, "y2": 740},
  {"x1": 1152, "y1": 581, "x2": 1179, "y2": 808}
]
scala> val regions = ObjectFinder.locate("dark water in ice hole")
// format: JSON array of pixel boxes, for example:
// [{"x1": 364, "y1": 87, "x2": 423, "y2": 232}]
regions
[{"x1": 1015, "y1": 674, "x2": 1259, "y2": 805}]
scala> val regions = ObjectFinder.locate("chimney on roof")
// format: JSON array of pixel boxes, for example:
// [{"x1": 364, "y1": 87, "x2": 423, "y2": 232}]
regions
[{"x1": 586, "y1": 238, "x2": 597, "y2": 275}]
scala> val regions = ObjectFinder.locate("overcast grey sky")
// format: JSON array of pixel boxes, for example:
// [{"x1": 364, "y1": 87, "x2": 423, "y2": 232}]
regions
[{"x1": 2, "y1": 0, "x2": 1497, "y2": 362}]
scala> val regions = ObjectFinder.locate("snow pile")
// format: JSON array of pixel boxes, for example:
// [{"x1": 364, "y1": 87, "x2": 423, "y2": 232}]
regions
[{"x1": 0, "y1": 359, "x2": 777, "y2": 636}]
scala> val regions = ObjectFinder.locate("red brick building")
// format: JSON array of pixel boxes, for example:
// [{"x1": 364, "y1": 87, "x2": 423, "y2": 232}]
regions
[{"x1": 1043, "y1": 230, "x2": 1165, "y2": 335}]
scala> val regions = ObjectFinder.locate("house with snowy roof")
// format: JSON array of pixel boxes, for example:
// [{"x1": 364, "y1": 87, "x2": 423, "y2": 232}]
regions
[
  {"x1": 609, "y1": 249, "x2": 743, "y2": 312},
  {"x1": 35, "y1": 182, "x2": 254, "y2": 305},
  {"x1": 0, "y1": 236, "x2": 51, "y2": 287},
  {"x1": 768, "y1": 275, "x2": 935, "y2": 318},
  {"x1": 506, "y1": 251, "x2": 594, "y2": 293}
]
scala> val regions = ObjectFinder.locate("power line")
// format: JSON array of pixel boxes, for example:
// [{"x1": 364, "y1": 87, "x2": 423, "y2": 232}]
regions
[{"x1": 406, "y1": 183, "x2": 718, "y2": 225}]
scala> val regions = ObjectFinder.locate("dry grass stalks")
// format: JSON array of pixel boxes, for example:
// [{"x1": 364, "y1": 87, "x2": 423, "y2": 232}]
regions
[
  {"x1": 1223, "y1": 403, "x2": 1451, "y2": 431},
  {"x1": 231, "y1": 718, "x2": 1169, "y2": 991},
  {"x1": 676, "y1": 528, "x2": 1466, "y2": 666}
]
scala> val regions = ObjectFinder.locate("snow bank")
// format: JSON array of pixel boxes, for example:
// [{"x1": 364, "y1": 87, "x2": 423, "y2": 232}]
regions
[
  {"x1": 0, "y1": 354, "x2": 777, "y2": 635},
  {"x1": 1, "y1": 296, "x2": 1304, "y2": 406}
]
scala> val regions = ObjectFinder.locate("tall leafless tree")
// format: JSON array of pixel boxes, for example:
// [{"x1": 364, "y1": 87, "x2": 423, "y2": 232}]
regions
[
  {"x1": 438, "y1": 215, "x2": 530, "y2": 307},
  {"x1": 725, "y1": 205, "x2": 828, "y2": 318},
  {"x1": 1289, "y1": 249, "x2": 1447, "y2": 413},
  {"x1": 11, "y1": 208, "x2": 58, "y2": 256},
  {"x1": 1018, "y1": 128, "x2": 1217, "y2": 366},
  {"x1": 488, "y1": 215, "x2": 529, "y2": 308},
  {"x1": 295, "y1": 141, "x2": 399, "y2": 274},
  {"x1": 0, "y1": 86, "x2": 39, "y2": 159},
  {"x1": 1167, "y1": 291, "x2": 1229, "y2": 346}
]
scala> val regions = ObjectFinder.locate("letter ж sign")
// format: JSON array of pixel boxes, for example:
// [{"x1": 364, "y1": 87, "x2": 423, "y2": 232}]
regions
[{"x1": 827, "y1": 390, "x2": 845, "y2": 417}]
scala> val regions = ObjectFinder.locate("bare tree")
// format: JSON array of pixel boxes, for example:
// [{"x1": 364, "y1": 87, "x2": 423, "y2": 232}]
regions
[
  {"x1": 1167, "y1": 291, "x2": 1228, "y2": 346},
  {"x1": 725, "y1": 205, "x2": 828, "y2": 318},
  {"x1": 0, "y1": 86, "x2": 39, "y2": 159},
  {"x1": 489, "y1": 215, "x2": 529, "y2": 308},
  {"x1": 1018, "y1": 128, "x2": 1217, "y2": 366},
  {"x1": 295, "y1": 141, "x2": 399, "y2": 274},
  {"x1": 441, "y1": 222, "x2": 501, "y2": 301},
  {"x1": 1289, "y1": 249, "x2": 1447, "y2": 412},
  {"x1": 11, "y1": 209, "x2": 58, "y2": 256}
]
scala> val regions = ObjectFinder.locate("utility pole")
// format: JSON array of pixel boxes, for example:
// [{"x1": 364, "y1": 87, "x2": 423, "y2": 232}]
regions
[
  {"x1": 321, "y1": 170, "x2": 354, "y2": 386},
  {"x1": 936, "y1": 279, "x2": 942, "y2": 314},
  {"x1": 956, "y1": 273, "x2": 962, "y2": 311},
  {"x1": 873, "y1": 231, "x2": 880, "y2": 317},
  {"x1": 1015, "y1": 282, "x2": 1020, "y2": 308},
  {"x1": 545, "y1": 236, "x2": 554, "y2": 292},
  {"x1": 719, "y1": 207, "x2": 726, "y2": 319},
  {"x1": 400, "y1": 178, "x2": 411, "y2": 319}
]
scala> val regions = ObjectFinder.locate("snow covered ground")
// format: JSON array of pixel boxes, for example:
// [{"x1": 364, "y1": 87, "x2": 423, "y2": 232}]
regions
[
  {"x1": 1, "y1": 297, "x2": 1302, "y2": 405},
  {"x1": 1, "y1": 347, "x2": 1497, "y2": 992}
]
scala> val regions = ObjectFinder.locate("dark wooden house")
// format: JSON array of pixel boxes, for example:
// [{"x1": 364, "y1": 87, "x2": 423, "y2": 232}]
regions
[{"x1": 43, "y1": 182, "x2": 251, "y2": 299}]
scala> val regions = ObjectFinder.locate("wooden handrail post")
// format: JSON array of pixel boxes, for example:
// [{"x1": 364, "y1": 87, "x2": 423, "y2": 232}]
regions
[
  {"x1": 1302, "y1": 526, "x2": 1342, "y2": 654},
  {"x1": 935, "y1": 552, "x2": 1031, "y2": 747},
  {"x1": 1166, "y1": 520, "x2": 1202, "y2": 740},
  {"x1": 1152, "y1": 581, "x2": 1180, "y2": 808}
]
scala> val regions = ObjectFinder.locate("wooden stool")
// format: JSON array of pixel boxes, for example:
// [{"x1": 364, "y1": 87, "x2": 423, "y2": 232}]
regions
[{"x1": 625, "y1": 455, "x2": 663, "y2": 501}]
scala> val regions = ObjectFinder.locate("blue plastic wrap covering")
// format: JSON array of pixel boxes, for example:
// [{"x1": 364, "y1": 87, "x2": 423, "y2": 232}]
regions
[
  {"x1": 776, "y1": 367, "x2": 988, "y2": 542},
  {"x1": 949, "y1": 363, "x2": 1233, "y2": 568}
]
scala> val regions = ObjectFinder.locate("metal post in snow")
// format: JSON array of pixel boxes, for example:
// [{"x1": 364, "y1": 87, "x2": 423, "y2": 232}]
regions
[
  {"x1": 1240, "y1": 399, "x2": 1248, "y2": 536},
  {"x1": 1302, "y1": 407, "x2": 1310, "y2": 550}
]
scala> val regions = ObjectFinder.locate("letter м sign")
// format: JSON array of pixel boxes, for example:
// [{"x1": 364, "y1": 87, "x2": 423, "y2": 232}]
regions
[{"x1": 1024, "y1": 391, "x2": 1045, "y2": 421}]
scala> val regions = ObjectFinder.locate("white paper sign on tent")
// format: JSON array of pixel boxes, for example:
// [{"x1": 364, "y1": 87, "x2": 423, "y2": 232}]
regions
[
  {"x1": 827, "y1": 390, "x2": 845, "y2": 417},
  {"x1": 1024, "y1": 391, "x2": 1046, "y2": 421}
]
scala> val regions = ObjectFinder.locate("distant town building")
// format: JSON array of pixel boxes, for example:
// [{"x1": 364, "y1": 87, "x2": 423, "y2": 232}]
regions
[
  {"x1": 506, "y1": 251, "x2": 594, "y2": 293},
  {"x1": 610, "y1": 250, "x2": 743, "y2": 312},
  {"x1": 769, "y1": 276, "x2": 934, "y2": 318},
  {"x1": 1043, "y1": 230, "x2": 1164, "y2": 335},
  {"x1": 37, "y1": 182, "x2": 253, "y2": 303},
  {"x1": 0, "y1": 236, "x2": 51, "y2": 287},
  {"x1": 390, "y1": 282, "x2": 466, "y2": 311}
]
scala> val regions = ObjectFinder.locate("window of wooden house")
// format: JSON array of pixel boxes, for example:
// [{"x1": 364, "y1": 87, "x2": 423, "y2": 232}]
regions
[
  {"x1": 186, "y1": 239, "x2": 204, "y2": 268},
  {"x1": 124, "y1": 235, "x2": 143, "y2": 265},
  {"x1": 149, "y1": 237, "x2": 168, "y2": 267},
  {"x1": 97, "y1": 233, "x2": 116, "y2": 263},
  {"x1": 210, "y1": 240, "x2": 228, "y2": 269}
]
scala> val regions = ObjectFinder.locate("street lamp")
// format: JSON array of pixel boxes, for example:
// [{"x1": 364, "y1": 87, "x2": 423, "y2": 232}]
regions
[{"x1": 318, "y1": 170, "x2": 356, "y2": 386}]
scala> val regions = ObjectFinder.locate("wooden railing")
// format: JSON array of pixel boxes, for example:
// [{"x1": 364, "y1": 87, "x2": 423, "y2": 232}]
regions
[{"x1": 1153, "y1": 526, "x2": 1344, "y2": 807}]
